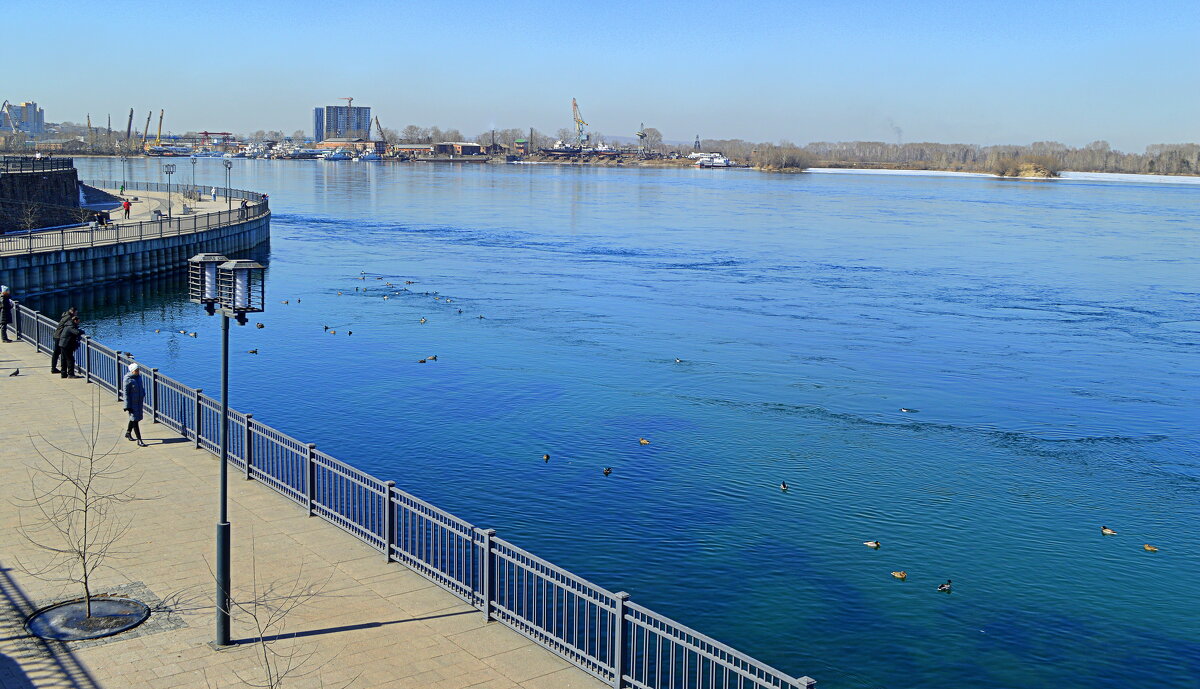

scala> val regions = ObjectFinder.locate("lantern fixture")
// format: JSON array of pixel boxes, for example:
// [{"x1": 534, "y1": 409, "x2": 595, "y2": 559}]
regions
[
  {"x1": 217, "y1": 259, "x2": 265, "y2": 324},
  {"x1": 188, "y1": 253, "x2": 229, "y2": 314}
]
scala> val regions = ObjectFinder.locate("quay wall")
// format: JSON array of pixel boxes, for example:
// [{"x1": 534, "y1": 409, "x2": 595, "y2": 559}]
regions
[
  {"x1": 0, "y1": 214, "x2": 269, "y2": 295},
  {"x1": 0, "y1": 167, "x2": 81, "y2": 231}
]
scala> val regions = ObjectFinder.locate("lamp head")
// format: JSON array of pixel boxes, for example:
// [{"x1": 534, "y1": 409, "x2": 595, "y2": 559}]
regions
[
  {"x1": 187, "y1": 253, "x2": 229, "y2": 307},
  {"x1": 217, "y1": 259, "x2": 265, "y2": 319}
]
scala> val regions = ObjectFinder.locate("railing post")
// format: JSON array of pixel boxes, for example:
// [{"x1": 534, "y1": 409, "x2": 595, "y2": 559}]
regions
[
  {"x1": 193, "y1": 388, "x2": 204, "y2": 448},
  {"x1": 82, "y1": 336, "x2": 91, "y2": 383},
  {"x1": 243, "y1": 414, "x2": 254, "y2": 479},
  {"x1": 612, "y1": 592, "x2": 630, "y2": 689},
  {"x1": 478, "y1": 528, "x2": 497, "y2": 621},
  {"x1": 383, "y1": 481, "x2": 395, "y2": 562},
  {"x1": 306, "y1": 443, "x2": 317, "y2": 515},
  {"x1": 149, "y1": 368, "x2": 159, "y2": 423},
  {"x1": 12, "y1": 302, "x2": 21, "y2": 342}
]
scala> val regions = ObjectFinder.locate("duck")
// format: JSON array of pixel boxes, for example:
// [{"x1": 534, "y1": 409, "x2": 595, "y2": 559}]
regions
[
  {"x1": 329, "y1": 330, "x2": 336, "y2": 335},
  {"x1": 674, "y1": 358, "x2": 682, "y2": 363},
  {"x1": 347, "y1": 331, "x2": 352, "y2": 336},
  {"x1": 603, "y1": 467, "x2": 612, "y2": 476},
  {"x1": 1101, "y1": 526, "x2": 1117, "y2": 536},
  {"x1": 154, "y1": 329, "x2": 160, "y2": 333},
  {"x1": 542, "y1": 454, "x2": 550, "y2": 462},
  {"x1": 187, "y1": 332, "x2": 198, "y2": 338},
  {"x1": 780, "y1": 481, "x2": 789, "y2": 491},
  {"x1": 891, "y1": 571, "x2": 907, "y2": 580},
  {"x1": 937, "y1": 580, "x2": 952, "y2": 592},
  {"x1": 337, "y1": 291, "x2": 343, "y2": 296},
  {"x1": 281, "y1": 300, "x2": 289, "y2": 304},
  {"x1": 639, "y1": 438, "x2": 650, "y2": 445},
  {"x1": 1143, "y1": 544, "x2": 1159, "y2": 552},
  {"x1": 419, "y1": 317, "x2": 427, "y2": 324},
  {"x1": 178, "y1": 330, "x2": 187, "y2": 334},
  {"x1": 899, "y1": 408, "x2": 918, "y2": 413},
  {"x1": 247, "y1": 349, "x2": 258, "y2": 354},
  {"x1": 863, "y1": 540, "x2": 881, "y2": 549},
  {"x1": 458, "y1": 309, "x2": 464, "y2": 314},
  {"x1": 255, "y1": 323, "x2": 264, "y2": 329},
  {"x1": 383, "y1": 295, "x2": 389, "y2": 300},
  {"x1": 323, "y1": 325, "x2": 329, "y2": 331},
  {"x1": 405, "y1": 280, "x2": 415, "y2": 284},
  {"x1": 427, "y1": 355, "x2": 437, "y2": 361},
  {"x1": 418, "y1": 359, "x2": 426, "y2": 363}
]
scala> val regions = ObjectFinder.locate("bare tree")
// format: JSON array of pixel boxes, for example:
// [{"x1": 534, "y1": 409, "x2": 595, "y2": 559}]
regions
[
  {"x1": 642, "y1": 127, "x2": 663, "y2": 150},
  {"x1": 15, "y1": 387, "x2": 143, "y2": 618}
]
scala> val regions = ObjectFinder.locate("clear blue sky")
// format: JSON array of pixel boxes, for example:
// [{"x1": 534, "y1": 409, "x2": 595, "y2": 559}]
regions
[{"x1": 6, "y1": 0, "x2": 1197, "y2": 150}]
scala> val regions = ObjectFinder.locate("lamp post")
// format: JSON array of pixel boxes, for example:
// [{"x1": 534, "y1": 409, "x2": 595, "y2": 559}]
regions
[
  {"x1": 188, "y1": 253, "x2": 265, "y2": 648},
  {"x1": 119, "y1": 155, "x2": 128, "y2": 190},
  {"x1": 223, "y1": 159, "x2": 233, "y2": 211},
  {"x1": 191, "y1": 156, "x2": 198, "y2": 193},
  {"x1": 164, "y1": 163, "x2": 176, "y2": 219}
]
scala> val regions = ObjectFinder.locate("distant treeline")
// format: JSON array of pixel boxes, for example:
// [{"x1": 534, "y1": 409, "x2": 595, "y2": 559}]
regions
[{"x1": 698, "y1": 138, "x2": 1200, "y2": 176}]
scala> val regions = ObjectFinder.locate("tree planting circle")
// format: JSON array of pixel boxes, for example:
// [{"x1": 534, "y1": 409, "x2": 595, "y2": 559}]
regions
[{"x1": 25, "y1": 596, "x2": 150, "y2": 641}]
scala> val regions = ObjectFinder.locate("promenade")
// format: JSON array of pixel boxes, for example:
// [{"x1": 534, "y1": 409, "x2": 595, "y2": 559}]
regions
[{"x1": 0, "y1": 339, "x2": 606, "y2": 689}]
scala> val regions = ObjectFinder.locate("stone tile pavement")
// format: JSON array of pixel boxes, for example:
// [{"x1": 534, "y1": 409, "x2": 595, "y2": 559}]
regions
[{"x1": 0, "y1": 339, "x2": 607, "y2": 689}]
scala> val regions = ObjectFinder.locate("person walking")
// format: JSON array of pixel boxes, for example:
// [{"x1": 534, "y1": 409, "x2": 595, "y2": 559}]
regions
[
  {"x1": 122, "y1": 199, "x2": 131, "y2": 219},
  {"x1": 49, "y1": 306, "x2": 78, "y2": 374},
  {"x1": 239, "y1": 198, "x2": 248, "y2": 219},
  {"x1": 58, "y1": 316, "x2": 83, "y2": 378},
  {"x1": 119, "y1": 183, "x2": 125, "y2": 195},
  {"x1": 122, "y1": 363, "x2": 147, "y2": 446},
  {"x1": 0, "y1": 286, "x2": 13, "y2": 343},
  {"x1": 211, "y1": 186, "x2": 218, "y2": 202}
]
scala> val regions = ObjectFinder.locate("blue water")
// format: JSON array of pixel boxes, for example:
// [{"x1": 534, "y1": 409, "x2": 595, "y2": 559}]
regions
[{"x1": 56, "y1": 158, "x2": 1200, "y2": 689}]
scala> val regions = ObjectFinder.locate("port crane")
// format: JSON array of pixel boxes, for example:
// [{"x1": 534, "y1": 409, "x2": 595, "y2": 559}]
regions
[
  {"x1": 154, "y1": 109, "x2": 164, "y2": 146},
  {"x1": 572, "y1": 98, "x2": 588, "y2": 147},
  {"x1": 374, "y1": 115, "x2": 387, "y2": 143},
  {"x1": 636, "y1": 122, "x2": 647, "y2": 154},
  {"x1": 125, "y1": 108, "x2": 134, "y2": 140},
  {"x1": 86, "y1": 114, "x2": 95, "y2": 150},
  {"x1": 141, "y1": 111, "x2": 152, "y2": 148},
  {"x1": 0, "y1": 101, "x2": 19, "y2": 134}
]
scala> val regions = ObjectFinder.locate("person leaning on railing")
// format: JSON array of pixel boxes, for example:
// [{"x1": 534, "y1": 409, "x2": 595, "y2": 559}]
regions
[
  {"x1": 0, "y1": 286, "x2": 12, "y2": 343},
  {"x1": 49, "y1": 306, "x2": 78, "y2": 374},
  {"x1": 57, "y1": 316, "x2": 84, "y2": 379}
]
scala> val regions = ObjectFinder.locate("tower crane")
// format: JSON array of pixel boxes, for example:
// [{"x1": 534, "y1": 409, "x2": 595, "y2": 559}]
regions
[
  {"x1": 374, "y1": 116, "x2": 388, "y2": 143},
  {"x1": 1, "y1": 101, "x2": 18, "y2": 134},
  {"x1": 571, "y1": 98, "x2": 588, "y2": 148},
  {"x1": 636, "y1": 122, "x2": 647, "y2": 155}
]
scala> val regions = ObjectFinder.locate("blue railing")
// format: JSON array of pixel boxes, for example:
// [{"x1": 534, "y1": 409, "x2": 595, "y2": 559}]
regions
[{"x1": 11, "y1": 302, "x2": 816, "y2": 689}]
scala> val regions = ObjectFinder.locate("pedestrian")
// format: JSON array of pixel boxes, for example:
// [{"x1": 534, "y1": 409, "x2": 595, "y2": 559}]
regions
[
  {"x1": 57, "y1": 316, "x2": 83, "y2": 379},
  {"x1": 119, "y1": 183, "x2": 125, "y2": 195},
  {"x1": 239, "y1": 198, "x2": 248, "y2": 219},
  {"x1": 211, "y1": 186, "x2": 217, "y2": 202},
  {"x1": 49, "y1": 306, "x2": 78, "y2": 374},
  {"x1": 122, "y1": 363, "x2": 147, "y2": 447},
  {"x1": 0, "y1": 286, "x2": 12, "y2": 343},
  {"x1": 122, "y1": 199, "x2": 131, "y2": 219}
]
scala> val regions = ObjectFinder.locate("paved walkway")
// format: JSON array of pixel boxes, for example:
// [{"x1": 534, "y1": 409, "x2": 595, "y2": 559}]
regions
[
  {"x1": 0, "y1": 339, "x2": 606, "y2": 689},
  {"x1": 103, "y1": 189, "x2": 243, "y2": 223}
]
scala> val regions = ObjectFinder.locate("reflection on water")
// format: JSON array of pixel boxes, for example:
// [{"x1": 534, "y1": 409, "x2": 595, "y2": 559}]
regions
[{"x1": 59, "y1": 157, "x2": 1200, "y2": 689}]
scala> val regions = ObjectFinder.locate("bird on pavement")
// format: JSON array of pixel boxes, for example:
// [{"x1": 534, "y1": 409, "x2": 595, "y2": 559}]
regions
[{"x1": 8, "y1": 369, "x2": 18, "y2": 377}]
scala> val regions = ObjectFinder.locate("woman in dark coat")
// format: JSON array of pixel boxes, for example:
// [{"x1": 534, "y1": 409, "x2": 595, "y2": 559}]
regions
[
  {"x1": 58, "y1": 317, "x2": 83, "y2": 378},
  {"x1": 122, "y1": 362, "x2": 147, "y2": 446},
  {"x1": 1, "y1": 286, "x2": 13, "y2": 343}
]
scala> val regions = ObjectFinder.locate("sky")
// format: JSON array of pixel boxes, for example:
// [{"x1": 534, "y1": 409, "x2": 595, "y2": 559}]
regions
[{"x1": 5, "y1": 0, "x2": 1198, "y2": 151}]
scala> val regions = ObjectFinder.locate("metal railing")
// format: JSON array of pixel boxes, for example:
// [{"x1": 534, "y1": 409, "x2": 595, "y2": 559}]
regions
[
  {"x1": 0, "y1": 180, "x2": 268, "y2": 256},
  {"x1": 0, "y1": 156, "x2": 75, "y2": 173},
  {"x1": 9, "y1": 302, "x2": 816, "y2": 689}
]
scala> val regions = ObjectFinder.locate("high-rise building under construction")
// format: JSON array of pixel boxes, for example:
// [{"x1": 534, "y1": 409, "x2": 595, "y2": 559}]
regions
[{"x1": 313, "y1": 103, "x2": 371, "y2": 142}]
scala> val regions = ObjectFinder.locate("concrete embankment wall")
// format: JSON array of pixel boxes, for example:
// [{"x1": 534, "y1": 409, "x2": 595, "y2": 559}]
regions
[
  {"x1": 0, "y1": 168, "x2": 81, "y2": 230},
  {"x1": 0, "y1": 213, "x2": 269, "y2": 296}
]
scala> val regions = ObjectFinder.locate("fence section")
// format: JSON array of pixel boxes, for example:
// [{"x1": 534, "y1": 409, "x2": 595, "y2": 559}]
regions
[
  {"x1": 10, "y1": 301, "x2": 815, "y2": 689},
  {"x1": 0, "y1": 180, "x2": 268, "y2": 256},
  {"x1": 0, "y1": 156, "x2": 74, "y2": 174}
]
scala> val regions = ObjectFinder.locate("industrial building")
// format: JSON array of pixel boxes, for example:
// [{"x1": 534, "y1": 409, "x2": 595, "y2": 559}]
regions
[
  {"x1": 313, "y1": 102, "x2": 371, "y2": 142},
  {"x1": 1, "y1": 101, "x2": 46, "y2": 135}
]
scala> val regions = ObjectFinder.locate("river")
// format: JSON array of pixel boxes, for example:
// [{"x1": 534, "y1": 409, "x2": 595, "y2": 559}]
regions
[{"x1": 47, "y1": 157, "x2": 1200, "y2": 689}]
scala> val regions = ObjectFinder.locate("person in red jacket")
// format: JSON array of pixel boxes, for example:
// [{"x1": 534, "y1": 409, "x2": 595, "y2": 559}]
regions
[{"x1": 122, "y1": 199, "x2": 132, "y2": 219}]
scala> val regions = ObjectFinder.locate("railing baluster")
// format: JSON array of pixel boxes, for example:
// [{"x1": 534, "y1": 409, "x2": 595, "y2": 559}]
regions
[
  {"x1": 306, "y1": 443, "x2": 317, "y2": 515},
  {"x1": 193, "y1": 389, "x2": 203, "y2": 447},
  {"x1": 613, "y1": 592, "x2": 630, "y2": 688},
  {"x1": 244, "y1": 414, "x2": 254, "y2": 479},
  {"x1": 150, "y1": 368, "x2": 159, "y2": 422},
  {"x1": 383, "y1": 481, "x2": 395, "y2": 562}
]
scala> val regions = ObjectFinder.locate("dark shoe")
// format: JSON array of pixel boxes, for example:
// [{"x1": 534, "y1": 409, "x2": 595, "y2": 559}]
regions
[
  {"x1": 124, "y1": 433, "x2": 133, "y2": 441},
  {"x1": 50, "y1": 369, "x2": 60, "y2": 374},
  {"x1": 136, "y1": 440, "x2": 148, "y2": 447},
  {"x1": 65, "y1": 374, "x2": 80, "y2": 379}
]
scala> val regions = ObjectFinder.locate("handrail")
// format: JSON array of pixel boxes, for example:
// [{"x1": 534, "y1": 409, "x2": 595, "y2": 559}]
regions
[
  {"x1": 9, "y1": 302, "x2": 816, "y2": 689},
  {"x1": 0, "y1": 179, "x2": 268, "y2": 257},
  {"x1": 0, "y1": 156, "x2": 74, "y2": 173}
]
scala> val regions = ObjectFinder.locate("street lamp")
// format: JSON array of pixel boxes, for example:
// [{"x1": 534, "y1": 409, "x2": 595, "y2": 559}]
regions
[
  {"x1": 191, "y1": 156, "x2": 198, "y2": 192},
  {"x1": 164, "y1": 163, "x2": 176, "y2": 219},
  {"x1": 188, "y1": 253, "x2": 265, "y2": 648},
  {"x1": 223, "y1": 159, "x2": 233, "y2": 211},
  {"x1": 119, "y1": 155, "x2": 128, "y2": 190}
]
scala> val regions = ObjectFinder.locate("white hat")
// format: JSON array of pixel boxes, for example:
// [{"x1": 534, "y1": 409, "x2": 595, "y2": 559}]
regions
[{"x1": 129, "y1": 363, "x2": 140, "y2": 372}]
